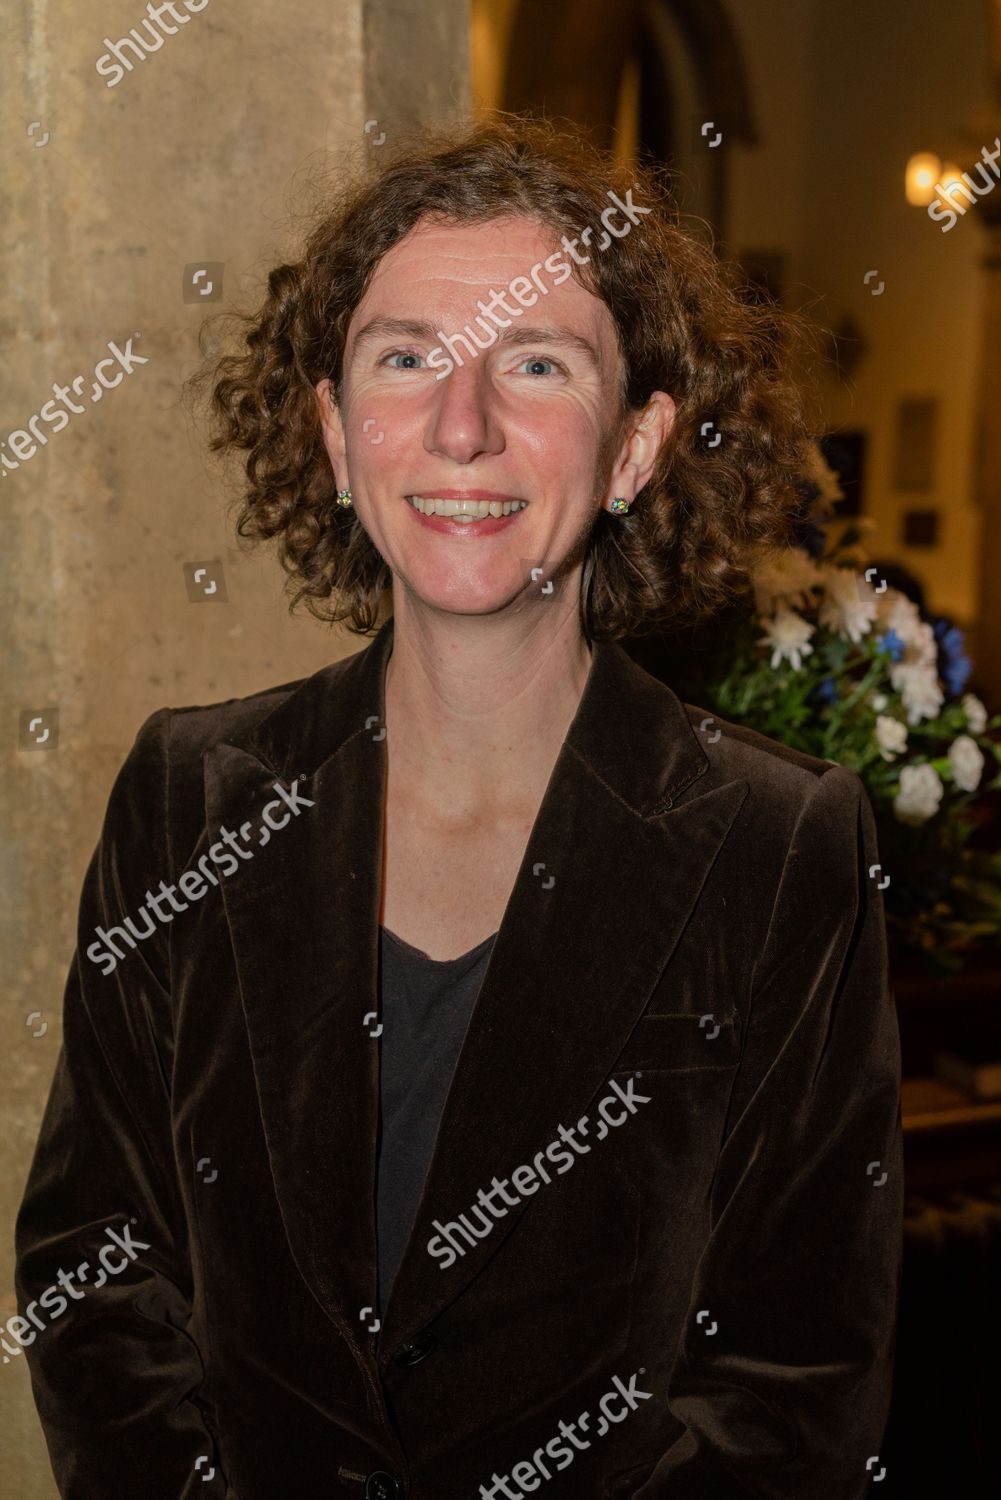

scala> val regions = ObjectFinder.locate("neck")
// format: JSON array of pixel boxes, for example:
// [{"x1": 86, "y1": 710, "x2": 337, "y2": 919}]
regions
[{"x1": 383, "y1": 595, "x2": 594, "y2": 821}]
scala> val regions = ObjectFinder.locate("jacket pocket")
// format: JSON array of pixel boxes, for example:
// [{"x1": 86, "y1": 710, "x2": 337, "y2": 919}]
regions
[{"x1": 609, "y1": 1010, "x2": 741, "y2": 1074}]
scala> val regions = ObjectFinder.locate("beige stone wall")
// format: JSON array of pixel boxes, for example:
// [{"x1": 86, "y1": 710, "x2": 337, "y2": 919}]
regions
[{"x1": 2, "y1": 2, "x2": 468, "y2": 1494}]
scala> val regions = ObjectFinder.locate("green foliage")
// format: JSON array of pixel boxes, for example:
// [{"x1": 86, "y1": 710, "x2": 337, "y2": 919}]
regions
[{"x1": 667, "y1": 531, "x2": 1001, "y2": 974}]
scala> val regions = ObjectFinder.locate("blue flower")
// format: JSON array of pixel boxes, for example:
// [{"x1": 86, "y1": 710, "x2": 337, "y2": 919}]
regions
[
  {"x1": 876, "y1": 628, "x2": 906, "y2": 662},
  {"x1": 812, "y1": 675, "x2": 840, "y2": 706},
  {"x1": 933, "y1": 619, "x2": 972, "y2": 695}
]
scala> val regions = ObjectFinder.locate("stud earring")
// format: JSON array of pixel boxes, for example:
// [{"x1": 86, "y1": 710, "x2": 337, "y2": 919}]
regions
[
  {"x1": 336, "y1": 488, "x2": 353, "y2": 509},
  {"x1": 609, "y1": 497, "x2": 631, "y2": 515}
]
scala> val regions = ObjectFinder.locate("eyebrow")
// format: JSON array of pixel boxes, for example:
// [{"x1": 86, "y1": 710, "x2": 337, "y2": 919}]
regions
[{"x1": 350, "y1": 315, "x2": 602, "y2": 369}]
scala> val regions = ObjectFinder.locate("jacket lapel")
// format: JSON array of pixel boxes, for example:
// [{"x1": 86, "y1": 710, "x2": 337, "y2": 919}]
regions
[
  {"x1": 204, "y1": 616, "x2": 748, "y2": 1361},
  {"x1": 203, "y1": 625, "x2": 393, "y2": 1354}
]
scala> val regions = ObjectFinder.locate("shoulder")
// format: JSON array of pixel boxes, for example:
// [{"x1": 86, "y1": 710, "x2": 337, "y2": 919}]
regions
[
  {"x1": 680, "y1": 698, "x2": 867, "y2": 814},
  {"x1": 127, "y1": 648, "x2": 364, "y2": 779},
  {"x1": 676, "y1": 697, "x2": 876, "y2": 888},
  {"x1": 669, "y1": 703, "x2": 883, "y2": 1001},
  {"x1": 681, "y1": 699, "x2": 835, "y2": 782},
  {"x1": 152, "y1": 673, "x2": 306, "y2": 768},
  {"x1": 102, "y1": 649, "x2": 366, "y2": 861}
]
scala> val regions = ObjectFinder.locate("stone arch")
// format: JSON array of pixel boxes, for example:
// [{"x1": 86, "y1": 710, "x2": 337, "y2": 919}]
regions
[{"x1": 500, "y1": 0, "x2": 756, "y2": 231}]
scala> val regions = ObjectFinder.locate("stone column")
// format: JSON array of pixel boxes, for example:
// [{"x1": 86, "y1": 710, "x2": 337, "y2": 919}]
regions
[{"x1": 3, "y1": 3, "x2": 468, "y2": 1495}]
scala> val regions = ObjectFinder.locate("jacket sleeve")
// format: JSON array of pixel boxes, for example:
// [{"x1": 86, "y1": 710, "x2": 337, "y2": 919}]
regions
[
  {"x1": 14, "y1": 709, "x2": 229, "y2": 1499},
  {"x1": 633, "y1": 764, "x2": 903, "y2": 1498}
]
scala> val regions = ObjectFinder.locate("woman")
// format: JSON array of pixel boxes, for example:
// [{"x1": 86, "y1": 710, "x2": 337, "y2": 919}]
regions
[{"x1": 16, "y1": 117, "x2": 902, "y2": 1499}]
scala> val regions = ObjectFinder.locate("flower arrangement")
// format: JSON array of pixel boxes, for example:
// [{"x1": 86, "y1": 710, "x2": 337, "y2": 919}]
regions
[{"x1": 663, "y1": 455, "x2": 1001, "y2": 972}]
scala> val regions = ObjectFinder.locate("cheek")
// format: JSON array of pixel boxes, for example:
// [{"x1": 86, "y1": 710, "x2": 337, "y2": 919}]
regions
[
  {"x1": 344, "y1": 396, "x2": 422, "y2": 476},
  {"x1": 515, "y1": 403, "x2": 603, "y2": 474}
]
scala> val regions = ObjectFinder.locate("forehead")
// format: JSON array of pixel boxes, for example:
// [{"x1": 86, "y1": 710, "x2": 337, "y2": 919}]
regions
[{"x1": 351, "y1": 213, "x2": 617, "y2": 343}]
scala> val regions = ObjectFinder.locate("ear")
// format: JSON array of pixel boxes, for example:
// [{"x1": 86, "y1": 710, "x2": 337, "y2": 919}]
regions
[
  {"x1": 314, "y1": 378, "x2": 348, "y2": 480},
  {"x1": 606, "y1": 391, "x2": 676, "y2": 507}
]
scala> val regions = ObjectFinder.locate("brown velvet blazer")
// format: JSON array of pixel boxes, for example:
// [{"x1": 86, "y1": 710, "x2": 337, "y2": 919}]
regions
[{"x1": 15, "y1": 614, "x2": 903, "y2": 1499}]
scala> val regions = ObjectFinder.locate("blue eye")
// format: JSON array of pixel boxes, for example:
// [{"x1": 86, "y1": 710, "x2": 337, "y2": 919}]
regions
[
  {"x1": 383, "y1": 350, "x2": 425, "y2": 369},
  {"x1": 517, "y1": 357, "x2": 562, "y2": 377}
]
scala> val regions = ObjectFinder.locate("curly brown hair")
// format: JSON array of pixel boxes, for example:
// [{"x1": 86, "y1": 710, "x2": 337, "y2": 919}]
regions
[{"x1": 187, "y1": 112, "x2": 824, "y2": 640}]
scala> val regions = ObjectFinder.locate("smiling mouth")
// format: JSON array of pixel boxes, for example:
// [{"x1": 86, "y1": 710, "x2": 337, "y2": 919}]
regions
[{"x1": 405, "y1": 495, "x2": 528, "y2": 523}]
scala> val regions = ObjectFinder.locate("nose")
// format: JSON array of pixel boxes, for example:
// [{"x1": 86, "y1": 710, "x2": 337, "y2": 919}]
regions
[{"x1": 423, "y1": 356, "x2": 506, "y2": 465}]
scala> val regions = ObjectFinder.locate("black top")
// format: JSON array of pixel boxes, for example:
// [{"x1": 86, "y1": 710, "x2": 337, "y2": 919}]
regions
[{"x1": 375, "y1": 925, "x2": 496, "y2": 1319}]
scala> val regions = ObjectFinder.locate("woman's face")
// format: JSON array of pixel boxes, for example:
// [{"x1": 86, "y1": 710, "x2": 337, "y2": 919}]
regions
[{"x1": 316, "y1": 213, "x2": 673, "y2": 620}]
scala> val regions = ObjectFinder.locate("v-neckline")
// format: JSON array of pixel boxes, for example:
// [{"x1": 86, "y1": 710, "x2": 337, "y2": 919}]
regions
[{"x1": 379, "y1": 924, "x2": 497, "y2": 968}]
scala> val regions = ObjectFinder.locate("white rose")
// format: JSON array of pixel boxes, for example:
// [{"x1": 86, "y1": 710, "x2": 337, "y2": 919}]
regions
[
  {"x1": 817, "y1": 566, "x2": 878, "y2": 644},
  {"x1": 962, "y1": 693, "x2": 987, "y2": 734},
  {"x1": 893, "y1": 762, "x2": 944, "y2": 825},
  {"x1": 876, "y1": 588, "x2": 924, "y2": 648},
  {"x1": 891, "y1": 660, "x2": 945, "y2": 725},
  {"x1": 757, "y1": 606, "x2": 815, "y2": 672},
  {"x1": 948, "y1": 734, "x2": 985, "y2": 793},
  {"x1": 876, "y1": 714, "x2": 908, "y2": 761}
]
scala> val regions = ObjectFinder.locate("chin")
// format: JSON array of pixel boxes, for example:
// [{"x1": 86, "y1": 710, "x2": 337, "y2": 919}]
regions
[{"x1": 401, "y1": 566, "x2": 534, "y2": 618}]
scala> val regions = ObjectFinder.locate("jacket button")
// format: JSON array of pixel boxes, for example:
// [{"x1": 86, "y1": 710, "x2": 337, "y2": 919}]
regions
[
  {"x1": 365, "y1": 1473, "x2": 404, "y2": 1499},
  {"x1": 393, "y1": 1332, "x2": 437, "y2": 1367}
]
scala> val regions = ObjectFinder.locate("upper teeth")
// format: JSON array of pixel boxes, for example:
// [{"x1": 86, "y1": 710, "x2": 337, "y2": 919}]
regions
[{"x1": 406, "y1": 496, "x2": 527, "y2": 518}]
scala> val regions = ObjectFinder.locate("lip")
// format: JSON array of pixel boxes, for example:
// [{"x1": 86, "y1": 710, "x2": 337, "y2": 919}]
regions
[
  {"x1": 408, "y1": 490, "x2": 524, "y2": 502},
  {"x1": 403, "y1": 493, "x2": 527, "y2": 538}
]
